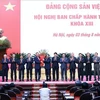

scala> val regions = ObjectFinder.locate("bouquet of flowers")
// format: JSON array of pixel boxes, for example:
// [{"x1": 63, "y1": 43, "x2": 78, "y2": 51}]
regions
[{"x1": 39, "y1": 49, "x2": 49, "y2": 67}]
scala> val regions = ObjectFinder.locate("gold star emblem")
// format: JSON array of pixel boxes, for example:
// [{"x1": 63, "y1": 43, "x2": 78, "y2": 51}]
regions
[{"x1": 4, "y1": 2, "x2": 16, "y2": 11}]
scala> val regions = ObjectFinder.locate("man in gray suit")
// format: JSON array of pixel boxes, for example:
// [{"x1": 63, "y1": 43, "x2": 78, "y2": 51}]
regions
[{"x1": 93, "y1": 52, "x2": 100, "y2": 81}]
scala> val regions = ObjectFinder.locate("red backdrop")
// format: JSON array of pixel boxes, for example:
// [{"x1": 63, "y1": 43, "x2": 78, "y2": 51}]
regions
[{"x1": 0, "y1": 0, "x2": 20, "y2": 54}]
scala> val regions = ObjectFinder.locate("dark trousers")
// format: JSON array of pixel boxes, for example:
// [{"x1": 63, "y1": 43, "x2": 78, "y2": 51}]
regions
[
  {"x1": 70, "y1": 68, "x2": 75, "y2": 81},
  {"x1": 94, "y1": 64, "x2": 100, "y2": 80},
  {"x1": 19, "y1": 69, "x2": 24, "y2": 81},
  {"x1": 52, "y1": 67, "x2": 59, "y2": 81},
  {"x1": 2, "y1": 69, "x2": 8, "y2": 82},
  {"x1": 45, "y1": 68, "x2": 51, "y2": 81},
  {"x1": 11, "y1": 69, "x2": 16, "y2": 81},
  {"x1": 27, "y1": 69, "x2": 32, "y2": 80},
  {"x1": 61, "y1": 67, "x2": 67, "y2": 81},
  {"x1": 85, "y1": 64, "x2": 91, "y2": 81},
  {"x1": 78, "y1": 68, "x2": 83, "y2": 81},
  {"x1": 35, "y1": 68, "x2": 41, "y2": 81}
]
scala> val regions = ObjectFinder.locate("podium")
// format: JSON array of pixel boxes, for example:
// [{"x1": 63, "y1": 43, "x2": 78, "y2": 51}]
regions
[{"x1": 0, "y1": 49, "x2": 6, "y2": 75}]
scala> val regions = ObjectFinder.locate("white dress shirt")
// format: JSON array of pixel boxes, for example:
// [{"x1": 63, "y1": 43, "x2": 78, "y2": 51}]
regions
[{"x1": 39, "y1": 87, "x2": 51, "y2": 100}]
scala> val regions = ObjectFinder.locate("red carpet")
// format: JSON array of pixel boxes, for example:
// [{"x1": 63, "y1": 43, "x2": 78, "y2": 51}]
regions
[{"x1": 0, "y1": 75, "x2": 98, "y2": 85}]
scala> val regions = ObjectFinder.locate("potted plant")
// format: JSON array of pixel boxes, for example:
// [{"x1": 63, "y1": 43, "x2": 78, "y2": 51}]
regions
[
  {"x1": 0, "y1": 39, "x2": 11, "y2": 50},
  {"x1": 10, "y1": 53, "x2": 27, "y2": 59}
]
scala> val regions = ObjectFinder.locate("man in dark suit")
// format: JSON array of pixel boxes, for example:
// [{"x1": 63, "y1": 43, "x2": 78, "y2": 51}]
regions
[
  {"x1": 17, "y1": 55, "x2": 25, "y2": 81},
  {"x1": 77, "y1": 53, "x2": 85, "y2": 81},
  {"x1": 1, "y1": 54, "x2": 9, "y2": 82},
  {"x1": 34, "y1": 52, "x2": 41, "y2": 81},
  {"x1": 25, "y1": 53, "x2": 33, "y2": 81},
  {"x1": 10, "y1": 53, "x2": 17, "y2": 81},
  {"x1": 93, "y1": 52, "x2": 100, "y2": 81},
  {"x1": 52, "y1": 52, "x2": 60, "y2": 81},
  {"x1": 60, "y1": 53, "x2": 68, "y2": 81},
  {"x1": 69, "y1": 53, "x2": 77, "y2": 81},
  {"x1": 85, "y1": 52, "x2": 92, "y2": 81},
  {"x1": 44, "y1": 54, "x2": 51, "y2": 81}
]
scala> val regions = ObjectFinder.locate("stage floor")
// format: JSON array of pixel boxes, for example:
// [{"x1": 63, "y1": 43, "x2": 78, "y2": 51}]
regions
[
  {"x1": 0, "y1": 74, "x2": 98, "y2": 85},
  {"x1": 0, "y1": 80, "x2": 95, "y2": 85}
]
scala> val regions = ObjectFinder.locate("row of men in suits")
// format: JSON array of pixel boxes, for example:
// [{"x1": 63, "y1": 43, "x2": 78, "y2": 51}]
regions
[
  {"x1": 60, "y1": 52, "x2": 100, "y2": 81},
  {"x1": 1, "y1": 52, "x2": 100, "y2": 82},
  {"x1": 1, "y1": 52, "x2": 52, "y2": 82},
  {"x1": 1, "y1": 53, "x2": 33, "y2": 82}
]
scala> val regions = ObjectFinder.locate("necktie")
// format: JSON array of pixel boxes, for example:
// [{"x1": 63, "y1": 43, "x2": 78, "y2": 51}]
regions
[
  {"x1": 4, "y1": 59, "x2": 6, "y2": 62},
  {"x1": 80, "y1": 57, "x2": 81, "y2": 61},
  {"x1": 54, "y1": 57, "x2": 56, "y2": 61},
  {"x1": 13, "y1": 58, "x2": 15, "y2": 62},
  {"x1": 95, "y1": 57, "x2": 97, "y2": 62},
  {"x1": 21, "y1": 59, "x2": 22, "y2": 63}
]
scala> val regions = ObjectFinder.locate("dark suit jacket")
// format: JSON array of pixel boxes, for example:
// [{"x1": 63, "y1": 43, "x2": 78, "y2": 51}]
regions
[
  {"x1": 25, "y1": 58, "x2": 33, "y2": 69},
  {"x1": 60, "y1": 57, "x2": 68, "y2": 69},
  {"x1": 44, "y1": 57, "x2": 51, "y2": 69},
  {"x1": 52, "y1": 57, "x2": 60, "y2": 68},
  {"x1": 69, "y1": 57, "x2": 77, "y2": 69},
  {"x1": 10, "y1": 58, "x2": 17, "y2": 70},
  {"x1": 85, "y1": 56, "x2": 93, "y2": 67},
  {"x1": 34, "y1": 56, "x2": 41, "y2": 69},
  {"x1": 77, "y1": 57, "x2": 84, "y2": 68},
  {"x1": 17, "y1": 59, "x2": 25, "y2": 70},
  {"x1": 1, "y1": 58, "x2": 9, "y2": 70}
]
